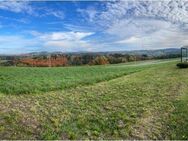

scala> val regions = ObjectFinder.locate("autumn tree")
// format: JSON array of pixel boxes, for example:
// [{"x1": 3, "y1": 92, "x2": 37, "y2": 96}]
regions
[{"x1": 91, "y1": 56, "x2": 109, "y2": 65}]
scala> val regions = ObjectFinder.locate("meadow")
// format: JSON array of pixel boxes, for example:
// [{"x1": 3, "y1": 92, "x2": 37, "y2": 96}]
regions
[
  {"x1": 0, "y1": 60, "x2": 161, "y2": 95},
  {"x1": 0, "y1": 59, "x2": 188, "y2": 140}
]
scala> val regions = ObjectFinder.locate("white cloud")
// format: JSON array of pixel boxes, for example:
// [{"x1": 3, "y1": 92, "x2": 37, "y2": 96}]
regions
[
  {"x1": 97, "y1": 0, "x2": 188, "y2": 26},
  {"x1": 42, "y1": 9, "x2": 65, "y2": 20},
  {"x1": 92, "y1": 1, "x2": 188, "y2": 50},
  {"x1": 50, "y1": 11, "x2": 64, "y2": 20},
  {"x1": 0, "y1": 1, "x2": 65, "y2": 20},
  {"x1": 28, "y1": 31, "x2": 95, "y2": 52},
  {"x1": 0, "y1": 1, "x2": 33, "y2": 14},
  {"x1": 107, "y1": 18, "x2": 175, "y2": 38},
  {"x1": 0, "y1": 35, "x2": 41, "y2": 54},
  {"x1": 77, "y1": 7, "x2": 98, "y2": 22},
  {"x1": 2, "y1": 1, "x2": 188, "y2": 53},
  {"x1": 0, "y1": 31, "x2": 103, "y2": 54},
  {"x1": 74, "y1": 0, "x2": 188, "y2": 50},
  {"x1": 37, "y1": 31, "x2": 94, "y2": 41},
  {"x1": 44, "y1": 40, "x2": 91, "y2": 52},
  {"x1": 112, "y1": 23, "x2": 188, "y2": 50},
  {"x1": 116, "y1": 36, "x2": 141, "y2": 44},
  {"x1": 140, "y1": 27, "x2": 188, "y2": 49}
]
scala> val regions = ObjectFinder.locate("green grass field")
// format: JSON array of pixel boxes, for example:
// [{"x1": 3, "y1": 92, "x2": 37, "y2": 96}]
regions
[
  {"x1": 0, "y1": 59, "x2": 188, "y2": 139},
  {"x1": 0, "y1": 60, "x2": 163, "y2": 95}
]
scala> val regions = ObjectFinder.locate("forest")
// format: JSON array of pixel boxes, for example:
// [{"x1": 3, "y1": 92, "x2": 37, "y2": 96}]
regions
[{"x1": 0, "y1": 50, "x2": 180, "y2": 67}]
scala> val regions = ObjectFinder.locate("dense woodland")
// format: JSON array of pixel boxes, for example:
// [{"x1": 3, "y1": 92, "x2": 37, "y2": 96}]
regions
[{"x1": 0, "y1": 50, "x2": 180, "y2": 67}]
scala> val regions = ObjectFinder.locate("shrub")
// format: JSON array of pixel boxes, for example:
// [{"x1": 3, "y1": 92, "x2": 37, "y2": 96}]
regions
[{"x1": 177, "y1": 62, "x2": 188, "y2": 68}]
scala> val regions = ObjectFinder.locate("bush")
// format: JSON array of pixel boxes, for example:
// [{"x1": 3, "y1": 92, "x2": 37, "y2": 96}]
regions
[{"x1": 177, "y1": 62, "x2": 188, "y2": 68}]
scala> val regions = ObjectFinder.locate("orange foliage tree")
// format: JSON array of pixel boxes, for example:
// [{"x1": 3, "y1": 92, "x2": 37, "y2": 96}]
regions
[{"x1": 20, "y1": 56, "x2": 68, "y2": 67}]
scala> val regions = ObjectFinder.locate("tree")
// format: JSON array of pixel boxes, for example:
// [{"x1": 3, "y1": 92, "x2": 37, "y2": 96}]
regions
[
  {"x1": 70, "y1": 56, "x2": 83, "y2": 66},
  {"x1": 128, "y1": 55, "x2": 136, "y2": 62},
  {"x1": 91, "y1": 56, "x2": 109, "y2": 65},
  {"x1": 82, "y1": 54, "x2": 95, "y2": 64}
]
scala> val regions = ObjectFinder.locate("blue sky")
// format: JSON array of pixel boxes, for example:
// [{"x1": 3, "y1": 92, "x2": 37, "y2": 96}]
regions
[{"x1": 0, "y1": 1, "x2": 188, "y2": 54}]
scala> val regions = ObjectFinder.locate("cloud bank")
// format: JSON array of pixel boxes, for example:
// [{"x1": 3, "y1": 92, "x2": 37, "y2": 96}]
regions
[
  {"x1": 94, "y1": 1, "x2": 188, "y2": 49},
  {"x1": 1, "y1": 1, "x2": 188, "y2": 54}
]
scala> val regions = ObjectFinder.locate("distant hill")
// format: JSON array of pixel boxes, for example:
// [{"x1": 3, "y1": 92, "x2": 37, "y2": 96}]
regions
[
  {"x1": 0, "y1": 48, "x2": 180, "y2": 59},
  {"x1": 123, "y1": 48, "x2": 180, "y2": 57},
  {"x1": 17, "y1": 48, "x2": 180, "y2": 57}
]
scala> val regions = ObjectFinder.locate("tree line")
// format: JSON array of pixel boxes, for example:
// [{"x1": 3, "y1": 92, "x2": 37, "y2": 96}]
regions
[{"x1": 0, "y1": 53, "x2": 180, "y2": 67}]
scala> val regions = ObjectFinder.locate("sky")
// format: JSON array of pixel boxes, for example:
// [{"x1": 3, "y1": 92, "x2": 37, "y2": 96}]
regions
[{"x1": 0, "y1": 0, "x2": 188, "y2": 54}]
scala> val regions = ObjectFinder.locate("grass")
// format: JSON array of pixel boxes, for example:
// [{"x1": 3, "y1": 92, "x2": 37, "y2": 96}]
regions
[
  {"x1": 0, "y1": 59, "x2": 188, "y2": 139},
  {"x1": 165, "y1": 82, "x2": 188, "y2": 139},
  {"x1": 0, "y1": 60, "x2": 163, "y2": 95}
]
